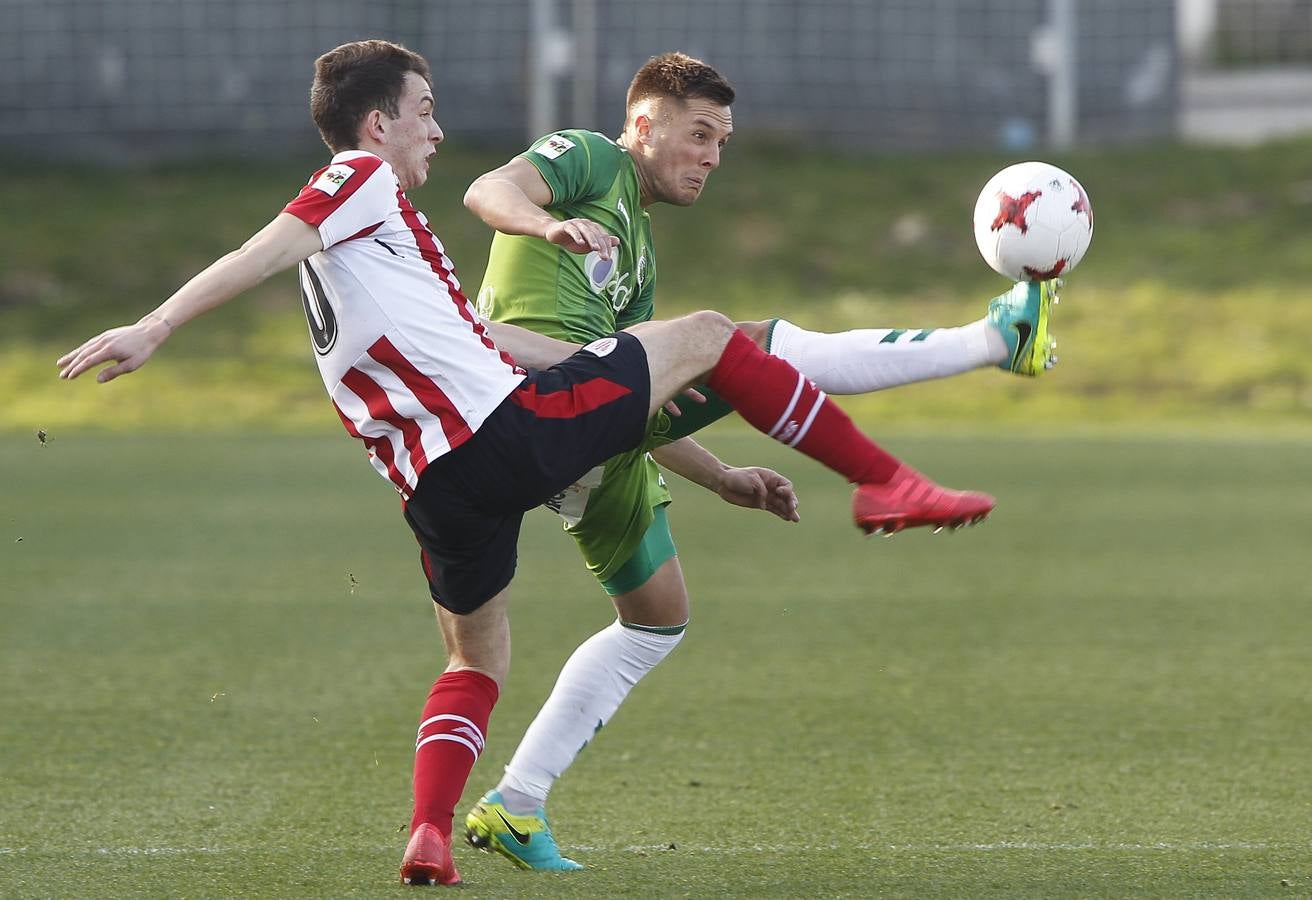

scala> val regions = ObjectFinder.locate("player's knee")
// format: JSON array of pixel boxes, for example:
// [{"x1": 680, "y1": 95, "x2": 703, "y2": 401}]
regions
[
  {"x1": 735, "y1": 320, "x2": 772, "y2": 348},
  {"x1": 679, "y1": 310, "x2": 736, "y2": 358},
  {"x1": 686, "y1": 309, "x2": 735, "y2": 335},
  {"x1": 616, "y1": 620, "x2": 687, "y2": 666}
]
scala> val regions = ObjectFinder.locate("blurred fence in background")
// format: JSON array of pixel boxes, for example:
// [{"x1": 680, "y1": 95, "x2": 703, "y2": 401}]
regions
[
  {"x1": 1179, "y1": 0, "x2": 1312, "y2": 144},
  {"x1": 0, "y1": 0, "x2": 1308, "y2": 162}
]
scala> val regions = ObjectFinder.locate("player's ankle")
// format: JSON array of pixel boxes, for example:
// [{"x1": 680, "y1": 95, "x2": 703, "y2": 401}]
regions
[
  {"x1": 976, "y1": 317, "x2": 1011, "y2": 365},
  {"x1": 496, "y1": 783, "x2": 547, "y2": 815}
]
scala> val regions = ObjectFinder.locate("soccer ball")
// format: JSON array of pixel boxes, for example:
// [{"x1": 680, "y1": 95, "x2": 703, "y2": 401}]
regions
[{"x1": 972, "y1": 161, "x2": 1093, "y2": 281}]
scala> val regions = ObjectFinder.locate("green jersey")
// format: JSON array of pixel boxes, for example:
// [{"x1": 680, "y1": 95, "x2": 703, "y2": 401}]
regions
[{"x1": 476, "y1": 130, "x2": 656, "y2": 342}]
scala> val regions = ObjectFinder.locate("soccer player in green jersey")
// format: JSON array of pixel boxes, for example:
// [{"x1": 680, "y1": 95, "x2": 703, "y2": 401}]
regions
[{"x1": 462, "y1": 52, "x2": 1059, "y2": 870}]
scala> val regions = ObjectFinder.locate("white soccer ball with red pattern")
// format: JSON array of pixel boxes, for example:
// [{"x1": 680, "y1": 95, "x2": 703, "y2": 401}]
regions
[{"x1": 972, "y1": 161, "x2": 1093, "y2": 281}]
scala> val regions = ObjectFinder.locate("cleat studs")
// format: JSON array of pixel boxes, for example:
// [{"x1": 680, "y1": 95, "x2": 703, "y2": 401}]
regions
[{"x1": 933, "y1": 525, "x2": 945, "y2": 534}]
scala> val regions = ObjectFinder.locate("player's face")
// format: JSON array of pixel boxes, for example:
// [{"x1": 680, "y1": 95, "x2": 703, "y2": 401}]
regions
[
  {"x1": 636, "y1": 98, "x2": 733, "y2": 207},
  {"x1": 386, "y1": 72, "x2": 444, "y2": 191}
]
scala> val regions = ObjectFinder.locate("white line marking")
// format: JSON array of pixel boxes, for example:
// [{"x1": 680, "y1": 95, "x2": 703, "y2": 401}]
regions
[
  {"x1": 571, "y1": 840, "x2": 1293, "y2": 853},
  {"x1": 0, "y1": 840, "x2": 1298, "y2": 857}
]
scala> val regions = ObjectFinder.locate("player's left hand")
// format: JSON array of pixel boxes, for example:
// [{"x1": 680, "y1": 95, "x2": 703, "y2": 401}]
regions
[{"x1": 716, "y1": 467, "x2": 800, "y2": 523}]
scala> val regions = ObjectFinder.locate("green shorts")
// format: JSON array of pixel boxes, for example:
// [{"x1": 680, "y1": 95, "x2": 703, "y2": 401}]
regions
[
  {"x1": 600, "y1": 504, "x2": 678, "y2": 596},
  {"x1": 551, "y1": 429, "x2": 671, "y2": 584},
  {"x1": 548, "y1": 388, "x2": 736, "y2": 591}
]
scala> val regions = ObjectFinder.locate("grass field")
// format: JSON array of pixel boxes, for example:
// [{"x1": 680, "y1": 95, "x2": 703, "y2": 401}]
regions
[{"x1": 2, "y1": 429, "x2": 1309, "y2": 898}]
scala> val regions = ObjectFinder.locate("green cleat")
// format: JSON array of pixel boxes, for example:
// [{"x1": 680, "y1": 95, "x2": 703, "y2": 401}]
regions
[
  {"x1": 988, "y1": 278, "x2": 1061, "y2": 377},
  {"x1": 464, "y1": 790, "x2": 584, "y2": 871}
]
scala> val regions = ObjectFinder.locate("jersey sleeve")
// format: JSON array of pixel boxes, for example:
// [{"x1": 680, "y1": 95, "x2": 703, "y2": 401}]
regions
[
  {"x1": 518, "y1": 130, "x2": 623, "y2": 208},
  {"x1": 283, "y1": 155, "x2": 396, "y2": 249}
]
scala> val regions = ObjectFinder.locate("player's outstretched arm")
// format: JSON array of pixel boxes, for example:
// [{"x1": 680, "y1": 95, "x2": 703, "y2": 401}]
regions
[
  {"x1": 465, "y1": 157, "x2": 618, "y2": 259},
  {"x1": 58, "y1": 214, "x2": 323, "y2": 383},
  {"x1": 483, "y1": 321, "x2": 579, "y2": 369},
  {"x1": 651, "y1": 437, "x2": 800, "y2": 523}
]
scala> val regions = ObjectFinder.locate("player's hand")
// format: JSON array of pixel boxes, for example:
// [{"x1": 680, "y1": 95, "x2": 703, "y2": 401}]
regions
[
  {"x1": 663, "y1": 387, "x2": 707, "y2": 416},
  {"x1": 57, "y1": 316, "x2": 171, "y2": 383},
  {"x1": 544, "y1": 218, "x2": 620, "y2": 259},
  {"x1": 716, "y1": 467, "x2": 800, "y2": 523}
]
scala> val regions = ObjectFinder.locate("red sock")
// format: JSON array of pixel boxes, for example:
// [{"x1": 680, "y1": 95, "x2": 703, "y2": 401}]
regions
[
  {"x1": 410, "y1": 669, "x2": 500, "y2": 837},
  {"x1": 707, "y1": 330, "x2": 901, "y2": 484}
]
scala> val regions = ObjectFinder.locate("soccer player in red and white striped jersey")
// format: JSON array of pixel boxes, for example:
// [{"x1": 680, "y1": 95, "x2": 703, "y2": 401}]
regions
[
  {"x1": 57, "y1": 40, "x2": 994, "y2": 887},
  {"x1": 285, "y1": 147, "x2": 525, "y2": 498}
]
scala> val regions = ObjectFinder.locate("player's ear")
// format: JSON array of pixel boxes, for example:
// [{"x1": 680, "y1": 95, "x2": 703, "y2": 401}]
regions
[
  {"x1": 633, "y1": 113, "x2": 653, "y2": 146},
  {"x1": 361, "y1": 109, "x2": 388, "y2": 143}
]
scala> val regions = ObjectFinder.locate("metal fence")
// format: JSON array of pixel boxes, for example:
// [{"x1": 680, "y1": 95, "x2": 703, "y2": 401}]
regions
[
  {"x1": 1179, "y1": 0, "x2": 1312, "y2": 144},
  {"x1": 0, "y1": 0, "x2": 1206, "y2": 162}
]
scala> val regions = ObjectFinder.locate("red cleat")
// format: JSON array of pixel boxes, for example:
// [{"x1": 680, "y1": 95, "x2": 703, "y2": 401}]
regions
[
  {"x1": 400, "y1": 823, "x2": 461, "y2": 886},
  {"x1": 853, "y1": 465, "x2": 996, "y2": 535}
]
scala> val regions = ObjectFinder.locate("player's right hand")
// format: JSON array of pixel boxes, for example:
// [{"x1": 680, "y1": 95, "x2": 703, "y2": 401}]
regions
[
  {"x1": 544, "y1": 218, "x2": 620, "y2": 259},
  {"x1": 663, "y1": 387, "x2": 707, "y2": 416},
  {"x1": 57, "y1": 317, "x2": 170, "y2": 383}
]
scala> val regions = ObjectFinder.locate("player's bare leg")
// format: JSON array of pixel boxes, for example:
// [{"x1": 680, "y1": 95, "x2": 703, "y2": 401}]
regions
[{"x1": 402, "y1": 591, "x2": 511, "y2": 886}]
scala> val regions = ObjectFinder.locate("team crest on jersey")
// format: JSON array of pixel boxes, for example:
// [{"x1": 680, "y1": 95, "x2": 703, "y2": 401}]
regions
[
  {"x1": 636, "y1": 248, "x2": 649, "y2": 288},
  {"x1": 534, "y1": 134, "x2": 576, "y2": 160},
  {"x1": 311, "y1": 163, "x2": 354, "y2": 196},
  {"x1": 582, "y1": 337, "x2": 619, "y2": 357}
]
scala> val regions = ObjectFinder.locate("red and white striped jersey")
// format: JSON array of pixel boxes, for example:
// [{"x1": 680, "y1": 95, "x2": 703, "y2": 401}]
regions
[{"x1": 283, "y1": 151, "x2": 526, "y2": 498}]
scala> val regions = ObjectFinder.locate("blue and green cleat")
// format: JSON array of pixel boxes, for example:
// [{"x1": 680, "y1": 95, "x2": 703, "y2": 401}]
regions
[
  {"x1": 464, "y1": 790, "x2": 583, "y2": 871},
  {"x1": 988, "y1": 278, "x2": 1061, "y2": 377}
]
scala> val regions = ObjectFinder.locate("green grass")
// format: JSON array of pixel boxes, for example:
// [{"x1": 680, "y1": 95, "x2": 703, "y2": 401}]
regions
[
  {"x1": 3, "y1": 430, "x2": 1310, "y2": 897},
  {"x1": 5, "y1": 137, "x2": 1312, "y2": 431}
]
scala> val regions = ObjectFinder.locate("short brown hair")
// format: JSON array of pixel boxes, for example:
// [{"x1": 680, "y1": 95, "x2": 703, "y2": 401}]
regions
[
  {"x1": 310, "y1": 40, "x2": 432, "y2": 153},
  {"x1": 625, "y1": 52, "x2": 735, "y2": 112}
]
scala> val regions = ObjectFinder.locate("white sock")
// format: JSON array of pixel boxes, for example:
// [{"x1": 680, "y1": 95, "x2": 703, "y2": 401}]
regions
[
  {"x1": 496, "y1": 619, "x2": 685, "y2": 813},
  {"x1": 768, "y1": 318, "x2": 1008, "y2": 393}
]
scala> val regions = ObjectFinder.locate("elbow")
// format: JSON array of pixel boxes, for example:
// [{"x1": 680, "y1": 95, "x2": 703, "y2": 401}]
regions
[{"x1": 463, "y1": 178, "x2": 487, "y2": 214}]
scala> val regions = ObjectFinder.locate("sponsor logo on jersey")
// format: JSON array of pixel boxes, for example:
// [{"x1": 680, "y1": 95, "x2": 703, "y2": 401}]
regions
[
  {"x1": 582, "y1": 336, "x2": 619, "y2": 357},
  {"x1": 311, "y1": 163, "x2": 354, "y2": 196},
  {"x1": 584, "y1": 250, "x2": 617, "y2": 291},
  {"x1": 534, "y1": 134, "x2": 576, "y2": 160},
  {"x1": 583, "y1": 250, "x2": 638, "y2": 312},
  {"x1": 616, "y1": 196, "x2": 631, "y2": 228}
]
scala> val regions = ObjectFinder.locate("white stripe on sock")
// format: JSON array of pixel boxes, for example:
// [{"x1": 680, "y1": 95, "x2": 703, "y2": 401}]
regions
[
  {"x1": 787, "y1": 390, "x2": 826, "y2": 447},
  {"x1": 416, "y1": 733, "x2": 480, "y2": 760},
  {"x1": 768, "y1": 373, "x2": 806, "y2": 438},
  {"x1": 416, "y1": 713, "x2": 484, "y2": 750}
]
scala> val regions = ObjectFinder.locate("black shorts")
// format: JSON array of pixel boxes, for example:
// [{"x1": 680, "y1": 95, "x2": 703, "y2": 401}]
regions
[{"x1": 403, "y1": 332, "x2": 651, "y2": 615}]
